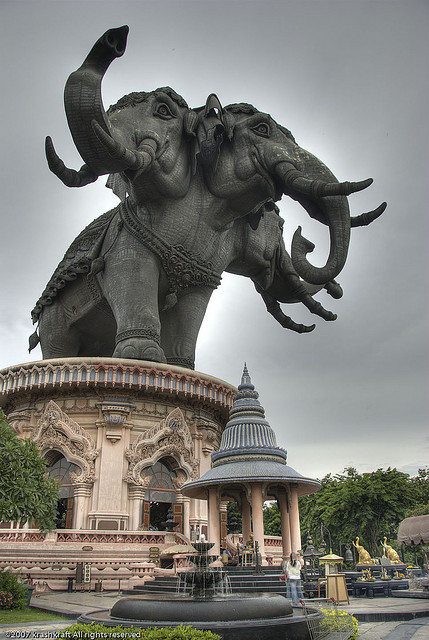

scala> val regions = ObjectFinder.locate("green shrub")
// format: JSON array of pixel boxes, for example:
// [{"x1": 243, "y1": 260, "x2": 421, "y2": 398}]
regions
[
  {"x1": 58, "y1": 623, "x2": 221, "y2": 639},
  {"x1": 320, "y1": 608, "x2": 358, "y2": 640},
  {"x1": 0, "y1": 571, "x2": 27, "y2": 609}
]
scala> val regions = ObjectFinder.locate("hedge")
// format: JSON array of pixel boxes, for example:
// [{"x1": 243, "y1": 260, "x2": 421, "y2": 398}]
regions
[{"x1": 58, "y1": 623, "x2": 221, "y2": 639}]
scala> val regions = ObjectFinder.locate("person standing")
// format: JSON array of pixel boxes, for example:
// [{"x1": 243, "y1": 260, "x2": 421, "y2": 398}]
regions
[{"x1": 282, "y1": 552, "x2": 304, "y2": 605}]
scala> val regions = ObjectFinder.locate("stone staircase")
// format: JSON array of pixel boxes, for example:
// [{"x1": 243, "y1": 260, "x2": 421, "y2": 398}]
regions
[{"x1": 124, "y1": 565, "x2": 287, "y2": 597}]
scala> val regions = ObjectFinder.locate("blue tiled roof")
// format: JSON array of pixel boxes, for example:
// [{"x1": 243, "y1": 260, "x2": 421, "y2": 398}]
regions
[
  {"x1": 182, "y1": 364, "x2": 320, "y2": 498},
  {"x1": 183, "y1": 460, "x2": 320, "y2": 489}
]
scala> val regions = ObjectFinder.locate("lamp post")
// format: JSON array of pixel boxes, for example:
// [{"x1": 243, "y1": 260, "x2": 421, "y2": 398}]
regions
[
  {"x1": 302, "y1": 534, "x2": 322, "y2": 598},
  {"x1": 303, "y1": 533, "x2": 322, "y2": 577}
]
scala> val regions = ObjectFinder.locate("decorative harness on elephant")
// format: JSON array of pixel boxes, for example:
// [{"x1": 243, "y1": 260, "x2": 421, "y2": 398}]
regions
[
  {"x1": 119, "y1": 198, "x2": 222, "y2": 310},
  {"x1": 30, "y1": 199, "x2": 222, "y2": 349}
]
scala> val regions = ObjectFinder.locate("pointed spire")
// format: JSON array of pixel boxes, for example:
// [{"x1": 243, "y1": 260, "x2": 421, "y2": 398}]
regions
[
  {"x1": 239, "y1": 362, "x2": 253, "y2": 389},
  {"x1": 211, "y1": 362, "x2": 287, "y2": 466}
]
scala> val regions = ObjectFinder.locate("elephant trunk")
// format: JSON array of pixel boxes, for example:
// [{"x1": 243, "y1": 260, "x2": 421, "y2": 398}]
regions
[
  {"x1": 63, "y1": 25, "x2": 153, "y2": 177},
  {"x1": 64, "y1": 26, "x2": 128, "y2": 174},
  {"x1": 275, "y1": 155, "x2": 372, "y2": 285},
  {"x1": 264, "y1": 240, "x2": 338, "y2": 322}
]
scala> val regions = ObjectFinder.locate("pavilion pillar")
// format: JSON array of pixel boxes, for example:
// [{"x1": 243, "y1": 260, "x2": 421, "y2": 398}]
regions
[
  {"x1": 277, "y1": 491, "x2": 291, "y2": 559},
  {"x1": 208, "y1": 487, "x2": 220, "y2": 556},
  {"x1": 241, "y1": 493, "x2": 252, "y2": 544},
  {"x1": 250, "y1": 483, "x2": 266, "y2": 564},
  {"x1": 289, "y1": 486, "x2": 301, "y2": 553},
  {"x1": 181, "y1": 495, "x2": 191, "y2": 540}
]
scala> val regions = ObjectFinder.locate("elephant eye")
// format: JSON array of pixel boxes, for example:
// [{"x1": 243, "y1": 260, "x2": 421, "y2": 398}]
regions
[
  {"x1": 155, "y1": 103, "x2": 175, "y2": 120},
  {"x1": 251, "y1": 122, "x2": 271, "y2": 137}
]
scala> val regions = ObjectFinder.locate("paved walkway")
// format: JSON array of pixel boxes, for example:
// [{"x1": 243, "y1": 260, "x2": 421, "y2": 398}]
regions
[{"x1": 0, "y1": 591, "x2": 428, "y2": 639}]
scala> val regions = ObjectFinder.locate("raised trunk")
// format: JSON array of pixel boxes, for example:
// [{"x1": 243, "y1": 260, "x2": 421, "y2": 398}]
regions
[{"x1": 64, "y1": 25, "x2": 129, "y2": 174}]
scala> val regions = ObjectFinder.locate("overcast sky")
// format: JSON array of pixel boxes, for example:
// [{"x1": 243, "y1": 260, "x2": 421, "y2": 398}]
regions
[{"x1": 1, "y1": 0, "x2": 428, "y2": 481}]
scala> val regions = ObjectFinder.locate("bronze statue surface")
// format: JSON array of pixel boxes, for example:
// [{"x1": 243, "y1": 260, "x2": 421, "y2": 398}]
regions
[{"x1": 31, "y1": 26, "x2": 386, "y2": 370}]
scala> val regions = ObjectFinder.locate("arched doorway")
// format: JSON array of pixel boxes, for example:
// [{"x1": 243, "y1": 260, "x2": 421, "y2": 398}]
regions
[
  {"x1": 142, "y1": 458, "x2": 180, "y2": 531},
  {"x1": 46, "y1": 452, "x2": 77, "y2": 529}
]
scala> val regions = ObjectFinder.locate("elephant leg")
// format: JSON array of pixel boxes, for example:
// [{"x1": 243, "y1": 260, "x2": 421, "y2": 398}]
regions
[
  {"x1": 39, "y1": 305, "x2": 81, "y2": 358},
  {"x1": 160, "y1": 287, "x2": 213, "y2": 370},
  {"x1": 102, "y1": 236, "x2": 166, "y2": 363}
]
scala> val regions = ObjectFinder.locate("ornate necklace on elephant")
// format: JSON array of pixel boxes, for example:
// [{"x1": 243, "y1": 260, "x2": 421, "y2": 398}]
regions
[{"x1": 119, "y1": 199, "x2": 222, "y2": 310}]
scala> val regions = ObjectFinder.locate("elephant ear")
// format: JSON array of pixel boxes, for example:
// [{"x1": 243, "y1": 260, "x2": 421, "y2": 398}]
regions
[{"x1": 106, "y1": 173, "x2": 129, "y2": 202}]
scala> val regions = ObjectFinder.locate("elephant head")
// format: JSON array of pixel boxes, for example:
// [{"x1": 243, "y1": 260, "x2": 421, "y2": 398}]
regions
[
  {"x1": 226, "y1": 200, "x2": 345, "y2": 333},
  {"x1": 46, "y1": 26, "x2": 198, "y2": 202},
  {"x1": 200, "y1": 102, "x2": 385, "y2": 286}
]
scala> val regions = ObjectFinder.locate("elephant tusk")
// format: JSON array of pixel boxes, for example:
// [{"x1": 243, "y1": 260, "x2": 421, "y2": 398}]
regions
[
  {"x1": 277, "y1": 162, "x2": 373, "y2": 199},
  {"x1": 45, "y1": 136, "x2": 98, "y2": 187},
  {"x1": 91, "y1": 120, "x2": 156, "y2": 173},
  {"x1": 351, "y1": 201, "x2": 387, "y2": 227}
]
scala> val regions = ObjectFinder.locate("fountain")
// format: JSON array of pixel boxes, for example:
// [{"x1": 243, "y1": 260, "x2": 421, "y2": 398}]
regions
[
  {"x1": 78, "y1": 540, "x2": 317, "y2": 640},
  {"x1": 175, "y1": 541, "x2": 232, "y2": 597}
]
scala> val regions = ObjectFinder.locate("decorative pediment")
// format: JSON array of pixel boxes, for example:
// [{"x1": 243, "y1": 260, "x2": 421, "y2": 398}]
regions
[
  {"x1": 125, "y1": 407, "x2": 199, "y2": 486},
  {"x1": 32, "y1": 401, "x2": 98, "y2": 484}
]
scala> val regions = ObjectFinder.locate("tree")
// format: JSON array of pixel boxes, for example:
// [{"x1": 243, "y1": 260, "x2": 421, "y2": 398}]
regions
[
  {"x1": 226, "y1": 501, "x2": 242, "y2": 534},
  {"x1": 406, "y1": 468, "x2": 429, "y2": 517},
  {"x1": 0, "y1": 410, "x2": 59, "y2": 530},
  {"x1": 299, "y1": 467, "x2": 414, "y2": 557},
  {"x1": 263, "y1": 502, "x2": 281, "y2": 536}
]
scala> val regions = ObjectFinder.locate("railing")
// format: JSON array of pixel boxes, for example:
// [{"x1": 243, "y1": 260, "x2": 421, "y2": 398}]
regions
[
  {"x1": 226, "y1": 533, "x2": 283, "y2": 548},
  {"x1": 224, "y1": 534, "x2": 239, "y2": 559},
  {"x1": 0, "y1": 358, "x2": 235, "y2": 410},
  {"x1": 264, "y1": 536, "x2": 283, "y2": 547},
  {"x1": 0, "y1": 530, "x2": 47, "y2": 542},
  {"x1": 56, "y1": 531, "x2": 168, "y2": 544},
  {"x1": 0, "y1": 528, "x2": 168, "y2": 545},
  {"x1": 0, "y1": 528, "x2": 283, "y2": 549}
]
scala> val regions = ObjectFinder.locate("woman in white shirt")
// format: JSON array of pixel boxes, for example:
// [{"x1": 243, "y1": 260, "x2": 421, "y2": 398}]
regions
[{"x1": 282, "y1": 552, "x2": 304, "y2": 605}]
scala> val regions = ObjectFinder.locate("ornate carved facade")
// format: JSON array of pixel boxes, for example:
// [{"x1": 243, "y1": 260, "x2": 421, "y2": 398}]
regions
[{"x1": 0, "y1": 358, "x2": 234, "y2": 537}]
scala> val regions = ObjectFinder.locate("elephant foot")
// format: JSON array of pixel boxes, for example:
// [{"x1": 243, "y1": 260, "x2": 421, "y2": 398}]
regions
[{"x1": 114, "y1": 337, "x2": 167, "y2": 363}]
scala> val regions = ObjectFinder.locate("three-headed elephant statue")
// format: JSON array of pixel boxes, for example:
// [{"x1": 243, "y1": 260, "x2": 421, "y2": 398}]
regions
[{"x1": 30, "y1": 26, "x2": 386, "y2": 370}]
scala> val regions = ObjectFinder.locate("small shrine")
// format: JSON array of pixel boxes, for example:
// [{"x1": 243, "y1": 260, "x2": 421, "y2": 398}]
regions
[{"x1": 182, "y1": 365, "x2": 320, "y2": 563}]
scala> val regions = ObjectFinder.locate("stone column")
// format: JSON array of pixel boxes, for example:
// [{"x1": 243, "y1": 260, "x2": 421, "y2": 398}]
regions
[
  {"x1": 73, "y1": 483, "x2": 92, "y2": 530},
  {"x1": 128, "y1": 486, "x2": 146, "y2": 530},
  {"x1": 219, "y1": 500, "x2": 229, "y2": 550},
  {"x1": 289, "y1": 486, "x2": 301, "y2": 553},
  {"x1": 208, "y1": 487, "x2": 220, "y2": 556},
  {"x1": 241, "y1": 493, "x2": 252, "y2": 544},
  {"x1": 250, "y1": 483, "x2": 266, "y2": 564},
  {"x1": 277, "y1": 491, "x2": 291, "y2": 559},
  {"x1": 181, "y1": 495, "x2": 191, "y2": 540},
  {"x1": 192, "y1": 432, "x2": 210, "y2": 538}
]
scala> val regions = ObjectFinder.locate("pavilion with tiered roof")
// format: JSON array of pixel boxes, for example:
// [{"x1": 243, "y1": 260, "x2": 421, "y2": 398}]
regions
[{"x1": 182, "y1": 365, "x2": 321, "y2": 563}]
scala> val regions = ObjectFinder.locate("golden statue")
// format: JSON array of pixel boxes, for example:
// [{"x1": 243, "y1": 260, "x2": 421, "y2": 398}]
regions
[
  {"x1": 352, "y1": 537, "x2": 375, "y2": 564},
  {"x1": 382, "y1": 537, "x2": 401, "y2": 564}
]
